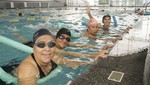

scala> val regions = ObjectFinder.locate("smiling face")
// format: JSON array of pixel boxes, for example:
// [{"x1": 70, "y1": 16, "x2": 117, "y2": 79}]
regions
[
  {"x1": 103, "y1": 16, "x2": 111, "y2": 28},
  {"x1": 88, "y1": 23, "x2": 99, "y2": 35},
  {"x1": 55, "y1": 34, "x2": 71, "y2": 49},
  {"x1": 87, "y1": 19, "x2": 100, "y2": 35},
  {"x1": 33, "y1": 35, "x2": 56, "y2": 64}
]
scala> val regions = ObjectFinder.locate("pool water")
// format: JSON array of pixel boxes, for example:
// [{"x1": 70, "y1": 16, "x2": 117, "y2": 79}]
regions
[
  {"x1": 0, "y1": 8, "x2": 145, "y2": 85},
  {"x1": 0, "y1": 9, "x2": 105, "y2": 85}
]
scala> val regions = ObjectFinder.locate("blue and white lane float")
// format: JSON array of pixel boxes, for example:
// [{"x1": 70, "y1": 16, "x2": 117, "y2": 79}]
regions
[
  {"x1": 0, "y1": 35, "x2": 33, "y2": 53},
  {"x1": 0, "y1": 35, "x2": 62, "y2": 85},
  {"x1": 112, "y1": 15, "x2": 118, "y2": 27},
  {"x1": 81, "y1": 16, "x2": 88, "y2": 27}
]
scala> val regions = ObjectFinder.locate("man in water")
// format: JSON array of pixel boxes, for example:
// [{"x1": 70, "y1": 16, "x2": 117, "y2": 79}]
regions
[{"x1": 55, "y1": 28, "x2": 110, "y2": 59}]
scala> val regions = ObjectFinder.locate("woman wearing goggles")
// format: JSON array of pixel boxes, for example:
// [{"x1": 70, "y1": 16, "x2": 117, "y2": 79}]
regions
[
  {"x1": 15, "y1": 28, "x2": 89, "y2": 85},
  {"x1": 56, "y1": 34, "x2": 71, "y2": 49},
  {"x1": 55, "y1": 28, "x2": 111, "y2": 59},
  {"x1": 55, "y1": 28, "x2": 101, "y2": 49}
]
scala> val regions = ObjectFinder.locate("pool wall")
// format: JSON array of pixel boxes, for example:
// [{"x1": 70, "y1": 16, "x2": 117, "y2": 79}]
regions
[{"x1": 0, "y1": 0, "x2": 65, "y2": 9}]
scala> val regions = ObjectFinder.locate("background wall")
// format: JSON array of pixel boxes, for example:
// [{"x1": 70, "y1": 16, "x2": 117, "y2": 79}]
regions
[
  {"x1": 0, "y1": 0, "x2": 65, "y2": 9},
  {"x1": 0, "y1": 0, "x2": 148, "y2": 9}
]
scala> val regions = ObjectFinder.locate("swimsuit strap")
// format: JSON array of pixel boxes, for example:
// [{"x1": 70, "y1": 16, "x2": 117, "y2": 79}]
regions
[
  {"x1": 48, "y1": 60, "x2": 58, "y2": 74},
  {"x1": 31, "y1": 53, "x2": 58, "y2": 78},
  {"x1": 31, "y1": 53, "x2": 46, "y2": 78}
]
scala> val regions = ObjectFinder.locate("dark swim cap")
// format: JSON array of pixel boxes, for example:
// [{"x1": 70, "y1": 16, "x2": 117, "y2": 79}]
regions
[
  {"x1": 56, "y1": 28, "x2": 71, "y2": 38},
  {"x1": 33, "y1": 28, "x2": 52, "y2": 44}
]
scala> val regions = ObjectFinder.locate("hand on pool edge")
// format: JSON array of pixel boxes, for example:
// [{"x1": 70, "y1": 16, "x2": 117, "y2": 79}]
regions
[
  {"x1": 94, "y1": 50, "x2": 109, "y2": 60},
  {"x1": 67, "y1": 60, "x2": 92, "y2": 69},
  {"x1": 66, "y1": 80, "x2": 72, "y2": 85}
]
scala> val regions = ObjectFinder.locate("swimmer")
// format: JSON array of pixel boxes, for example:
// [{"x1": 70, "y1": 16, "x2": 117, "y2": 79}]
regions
[
  {"x1": 55, "y1": 28, "x2": 110, "y2": 58},
  {"x1": 86, "y1": 4, "x2": 130, "y2": 36},
  {"x1": 15, "y1": 29, "x2": 89, "y2": 85},
  {"x1": 86, "y1": 4, "x2": 111, "y2": 34},
  {"x1": 23, "y1": 28, "x2": 110, "y2": 59},
  {"x1": 55, "y1": 28, "x2": 99, "y2": 49},
  {"x1": 86, "y1": 4, "x2": 122, "y2": 42},
  {"x1": 18, "y1": 13, "x2": 24, "y2": 17},
  {"x1": 85, "y1": 18, "x2": 122, "y2": 42}
]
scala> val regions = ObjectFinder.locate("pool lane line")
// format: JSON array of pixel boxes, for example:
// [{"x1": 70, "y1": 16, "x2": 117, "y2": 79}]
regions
[{"x1": 7, "y1": 16, "x2": 49, "y2": 22}]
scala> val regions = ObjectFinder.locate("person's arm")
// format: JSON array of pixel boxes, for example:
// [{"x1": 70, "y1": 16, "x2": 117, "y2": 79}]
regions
[
  {"x1": 98, "y1": 29, "x2": 104, "y2": 33},
  {"x1": 101, "y1": 44, "x2": 114, "y2": 50},
  {"x1": 86, "y1": 4, "x2": 94, "y2": 19},
  {"x1": 85, "y1": 33, "x2": 98, "y2": 39},
  {"x1": 23, "y1": 41, "x2": 33, "y2": 47},
  {"x1": 123, "y1": 27, "x2": 130, "y2": 34},
  {"x1": 12, "y1": 32, "x2": 29, "y2": 43},
  {"x1": 85, "y1": 33, "x2": 109, "y2": 41},
  {"x1": 66, "y1": 50, "x2": 109, "y2": 58},
  {"x1": 52, "y1": 55, "x2": 90, "y2": 69},
  {"x1": 56, "y1": 46, "x2": 109, "y2": 58},
  {"x1": 56, "y1": 48, "x2": 91, "y2": 58},
  {"x1": 68, "y1": 42, "x2": 99, "y2": 49},
  {"x1": 17, "y1": 62, "x2": 38, "y2": 85},
  {"x1": 84, "y1": 32, "x2": 121, "y2": 44}
]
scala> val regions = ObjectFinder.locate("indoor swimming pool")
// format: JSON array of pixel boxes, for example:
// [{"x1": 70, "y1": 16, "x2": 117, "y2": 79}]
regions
[
  {"x1": 0, "y1": 8, "x2": 109, "y2": 85},
  {"x1": 0, "y1": 8, "x2": 150, "y2": 85}
]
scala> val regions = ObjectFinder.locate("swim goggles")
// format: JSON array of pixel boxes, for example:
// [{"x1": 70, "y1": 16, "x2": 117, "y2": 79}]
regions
[
  {"x1": 58, "y1": 35, "x2": 71, "y2": 42},
  {"x1": 35, "y1": 41, "x2": 56, "y2": 48}
]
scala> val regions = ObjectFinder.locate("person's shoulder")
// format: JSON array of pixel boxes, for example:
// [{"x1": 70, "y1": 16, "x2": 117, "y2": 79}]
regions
[
  {"x1": 18, "y1": 61, "x2": 36, "y2": 71},
  {"x1": 17, "y1": 57, "x2": 37, "y2": 78}
]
